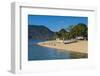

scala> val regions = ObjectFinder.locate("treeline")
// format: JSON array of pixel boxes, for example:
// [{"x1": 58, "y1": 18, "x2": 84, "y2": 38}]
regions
[{"x1": 54, "y1": 23, "x2": 88, "y2": 40}]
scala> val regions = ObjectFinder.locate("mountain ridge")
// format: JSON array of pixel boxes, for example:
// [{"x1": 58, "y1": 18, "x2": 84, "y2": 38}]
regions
[{"x1": 28, "y1": 25, "x2": 55, "y2": 40}]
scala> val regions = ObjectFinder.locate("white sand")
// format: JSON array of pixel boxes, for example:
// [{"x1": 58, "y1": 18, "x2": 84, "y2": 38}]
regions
[{"x1": 37, "y1": 40, "x2": 88, "y2": 53}]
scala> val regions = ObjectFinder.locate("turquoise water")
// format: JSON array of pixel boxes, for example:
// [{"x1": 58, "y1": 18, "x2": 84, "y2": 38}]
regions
[{"x1": 28, "y1": 39, "x2": 71, "y2": 61}]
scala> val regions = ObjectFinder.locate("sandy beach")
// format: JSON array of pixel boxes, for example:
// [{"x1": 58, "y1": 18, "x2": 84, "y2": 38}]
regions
[{"x1": 37, "y1": 40, "x2": 88, "y2": 53}]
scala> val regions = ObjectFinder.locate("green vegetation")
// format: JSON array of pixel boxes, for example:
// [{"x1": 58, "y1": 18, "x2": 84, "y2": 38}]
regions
[
  {"x1": 28, "y1": 23, "x2": 88, "y2": 40},
  {"x1": 55, "y1": 23, "x2": 88, "y2": 40}
]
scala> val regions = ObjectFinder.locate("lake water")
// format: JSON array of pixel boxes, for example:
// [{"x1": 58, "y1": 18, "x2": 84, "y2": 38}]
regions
[{"x1": 28, "y1": 39, "x2": 71, "y2": 61}]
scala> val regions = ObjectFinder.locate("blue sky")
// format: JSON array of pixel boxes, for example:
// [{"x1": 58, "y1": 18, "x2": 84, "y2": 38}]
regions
[{"x1": 28, "y1": 15, "x2": 88, "y2": 32}]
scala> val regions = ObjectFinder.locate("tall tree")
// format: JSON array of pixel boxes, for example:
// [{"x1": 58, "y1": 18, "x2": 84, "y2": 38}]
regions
[
  {"x1": 55, "y1": 23, "x2": 88, "y2": 40},
  {"x1": 70, "y1": 23, "x2": 87, "y2": 37}
]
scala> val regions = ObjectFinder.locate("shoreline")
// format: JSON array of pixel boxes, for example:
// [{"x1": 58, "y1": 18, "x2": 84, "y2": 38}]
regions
[{"x1": 36, "y1": 40, "x2": 88, "y2": 53}]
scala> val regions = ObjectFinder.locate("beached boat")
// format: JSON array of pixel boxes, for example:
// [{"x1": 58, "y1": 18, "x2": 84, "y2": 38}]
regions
[{"x1": 63, "y1": 39, "x2": 77, "y2": 44}]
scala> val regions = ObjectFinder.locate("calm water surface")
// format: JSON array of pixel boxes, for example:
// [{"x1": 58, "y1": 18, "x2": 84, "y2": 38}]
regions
[{"x1": 28, "y1": 39, "x2": 71, "y2": 61}]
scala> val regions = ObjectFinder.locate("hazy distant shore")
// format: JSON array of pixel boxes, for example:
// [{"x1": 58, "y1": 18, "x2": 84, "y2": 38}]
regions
[{"x1": 36, "y1": 40, "x2": 88, "y2": 53}]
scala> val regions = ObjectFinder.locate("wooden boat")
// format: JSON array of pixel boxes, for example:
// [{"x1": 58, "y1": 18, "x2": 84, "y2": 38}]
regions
[{"x1": 63, "y1": 39, "x2": 77, "y2": 44}]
